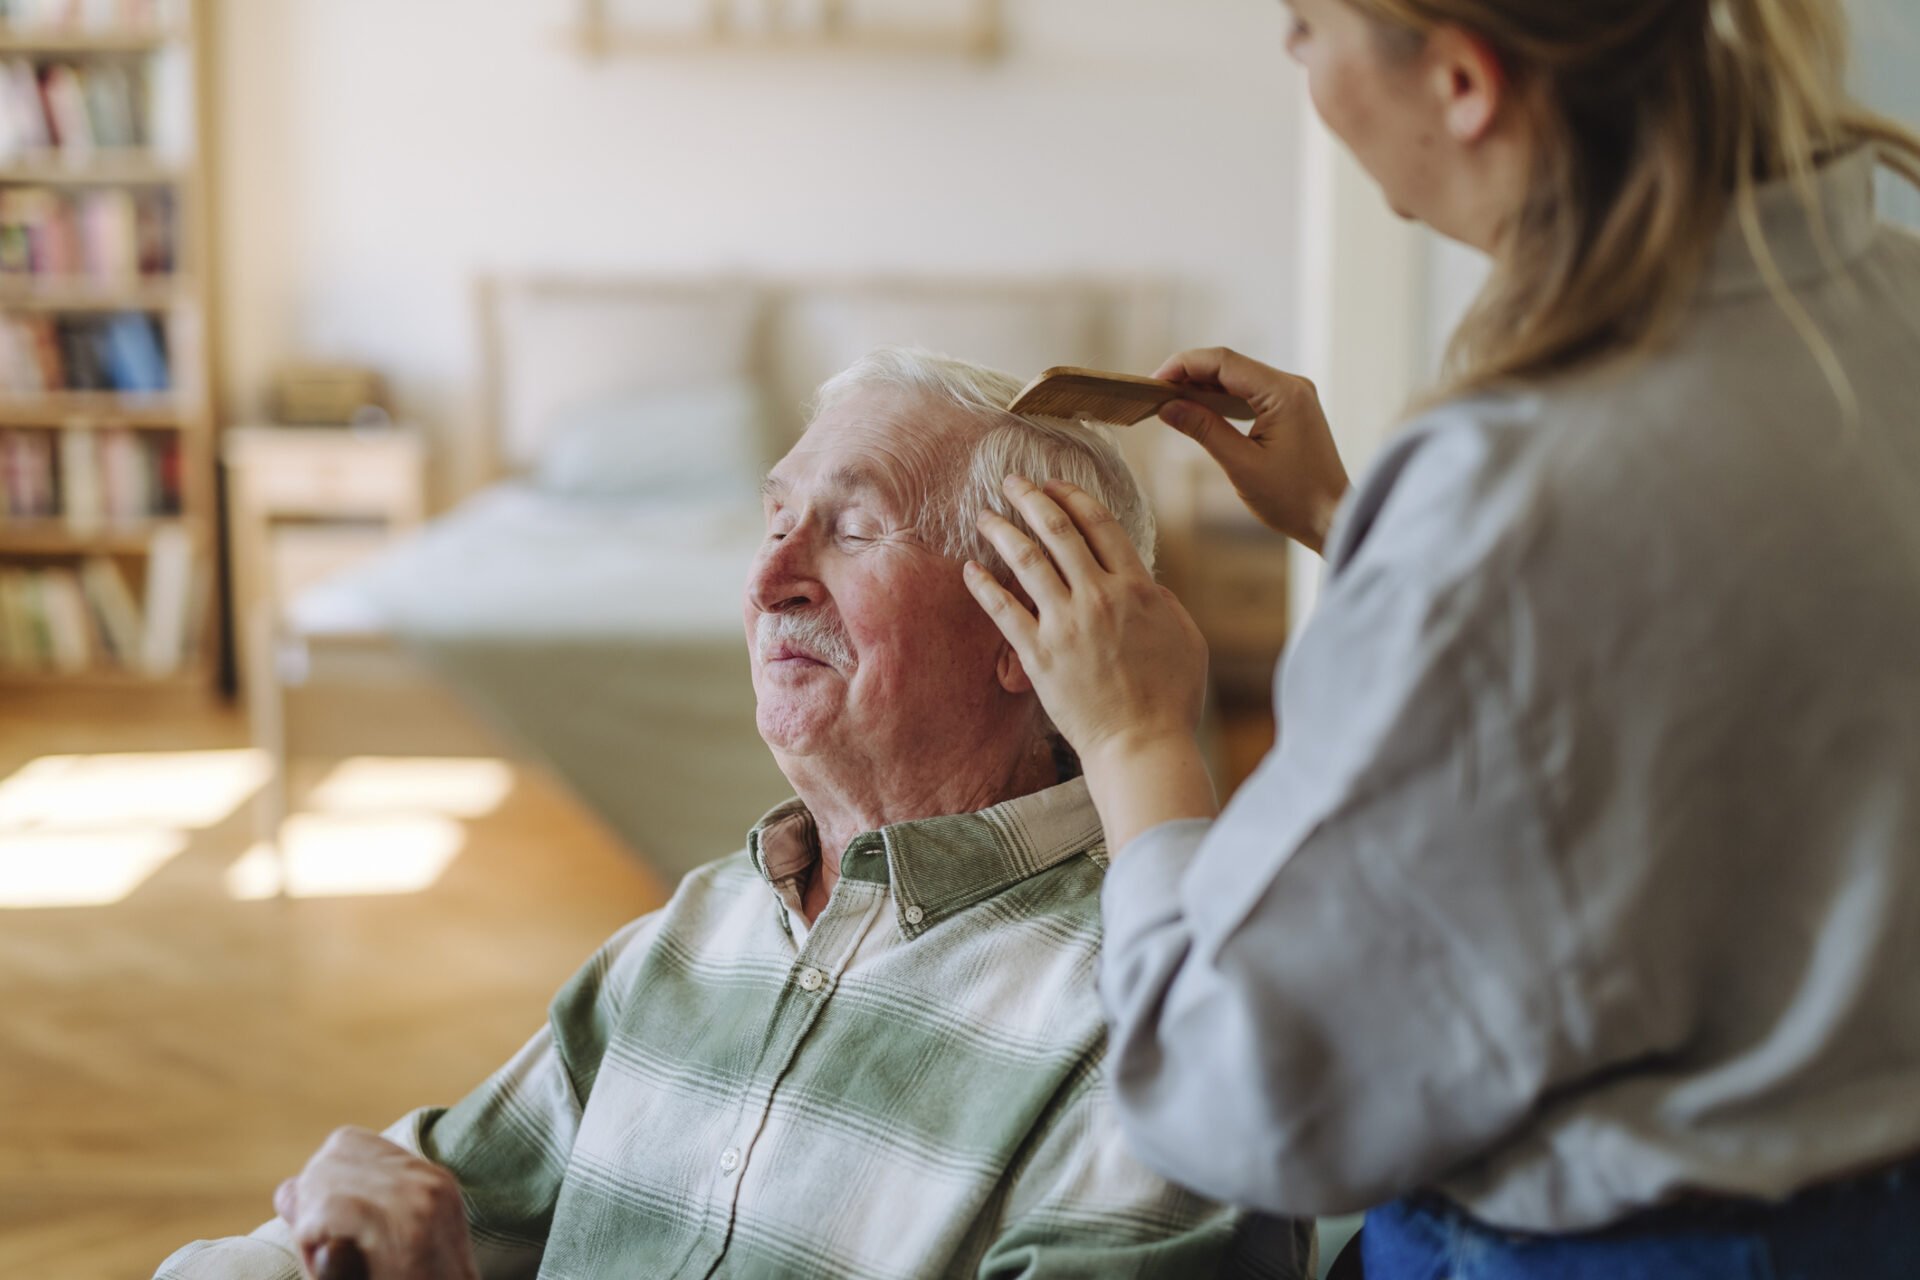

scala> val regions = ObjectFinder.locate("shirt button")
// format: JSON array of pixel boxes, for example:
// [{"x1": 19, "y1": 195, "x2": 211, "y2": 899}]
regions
[
  {"x1": 719, "y1": 1147, "x2": 740, "y2": 1173},
  {"x1": 798, "y1": 967, "x2": 824, "y2": 991},
  {"x1": 903, "y1": 905, "x2": 925, "y2": 925}
]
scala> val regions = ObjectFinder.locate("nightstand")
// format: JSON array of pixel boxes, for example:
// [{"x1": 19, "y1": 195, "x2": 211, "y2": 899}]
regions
[{"x1": 223, "y1": 425, "x2": 427, "y2": 704}]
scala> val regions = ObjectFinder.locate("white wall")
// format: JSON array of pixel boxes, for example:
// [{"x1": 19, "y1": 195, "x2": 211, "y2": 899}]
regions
[
  {"x1": 212, "y1": 0, "x2": 1307, "y2": 503},
  {"x1": 1854, "y1": 0, "x2": 1920, "y2": 227}
]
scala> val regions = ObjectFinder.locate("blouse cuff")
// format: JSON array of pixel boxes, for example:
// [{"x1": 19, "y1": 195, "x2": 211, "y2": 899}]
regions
[{"x1": 1101, "y1": 817, "x2": 1213, "y2": 953}]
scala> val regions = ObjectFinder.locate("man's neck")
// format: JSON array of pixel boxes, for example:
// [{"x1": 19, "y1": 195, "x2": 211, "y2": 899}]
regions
[{"x1": 788, "y1": 737, "x2": 1060, "y2": 925}]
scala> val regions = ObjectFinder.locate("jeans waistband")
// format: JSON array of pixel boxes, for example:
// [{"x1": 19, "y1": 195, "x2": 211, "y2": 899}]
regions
[{"x1": 1416, "y1": 1147, "x2": 1920, "y2": 1241}]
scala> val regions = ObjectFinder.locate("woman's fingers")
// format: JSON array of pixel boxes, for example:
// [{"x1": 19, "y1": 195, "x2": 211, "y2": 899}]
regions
[
  {"x1": 1148, "y1": 345, "x2": 1351, "y2": 554},
  {"x1": 1153, "y1": 345, "x2": 1254, "y2": 397},
  {"x1": 1041, "y1": 480, "x2": 1147, "y2": 575},
  {"x1": 1000, "y1": 476, "x2": 1108, "y2": 582},
  {"x1": 976, "y1": 508, "x2": 1071, "y2": 608},
  {"x1": 962, "y1": 561, "x2": 1039, "y2": 652},
  {"x1": 1158, "y1": 399, "x2": 1254, "y2": 470}
]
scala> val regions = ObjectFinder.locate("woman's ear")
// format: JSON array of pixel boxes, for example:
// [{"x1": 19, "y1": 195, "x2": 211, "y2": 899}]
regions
[
  {"x1": 996, "y1": 639, "x2": 1034, "y2": 695},
  {"x1": 1426, "y1": 25, "x2": 1506, "y2": 144}
]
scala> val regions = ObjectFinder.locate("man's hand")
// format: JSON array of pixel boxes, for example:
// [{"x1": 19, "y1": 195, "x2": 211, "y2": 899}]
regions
[{"x1": 274, "y1": 1127, "x2": 480, "y2": 1280}]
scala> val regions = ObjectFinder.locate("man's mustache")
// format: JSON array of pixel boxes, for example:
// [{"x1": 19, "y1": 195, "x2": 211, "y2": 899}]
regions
[{"x1": 756, "y1": 610, "x2": 856, "y2": 671}]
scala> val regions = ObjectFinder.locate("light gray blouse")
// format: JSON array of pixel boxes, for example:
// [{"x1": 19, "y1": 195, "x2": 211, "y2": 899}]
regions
[{"x1": 1100, "y1": 148, "x2": 1920, "y2": 1233}]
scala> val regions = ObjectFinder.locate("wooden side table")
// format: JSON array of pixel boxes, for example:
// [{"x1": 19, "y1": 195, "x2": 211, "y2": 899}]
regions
[
  {"x1": 224, "y1": 425, "x2": 427, "y2": 701},
  {"x1": 223, "y1": 425, "x2": 427, "y2": 868}
]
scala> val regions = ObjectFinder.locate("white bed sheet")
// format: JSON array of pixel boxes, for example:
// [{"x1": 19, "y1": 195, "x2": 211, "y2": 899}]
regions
[
  {"x1": 288, "y1": 483, "x2": 764, "y2": 641},
  {"x1": 285, "y1": 483, "x2": 795, "y2": 882}
]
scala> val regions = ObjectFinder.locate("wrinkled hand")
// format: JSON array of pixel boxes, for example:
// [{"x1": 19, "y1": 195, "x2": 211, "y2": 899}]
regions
[
  {"x1": 964, "y1": 479, "x2": 1215, "y2": 854},
  {"x1": 275, "y1": 1127, "x2": 479, "y2": 1280},
  {"x1": 1154, "y1": 347, "x2": 1351, "y2": 555}
]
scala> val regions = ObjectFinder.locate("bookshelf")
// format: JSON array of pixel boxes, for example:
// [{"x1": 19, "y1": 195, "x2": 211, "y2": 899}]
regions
[{"x1": 0, "y1": 0, "x2": 217, "y2": 689}]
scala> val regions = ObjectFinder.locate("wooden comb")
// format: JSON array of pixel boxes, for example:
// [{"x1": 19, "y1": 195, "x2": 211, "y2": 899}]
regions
[{"x1": 1009, "y1": 367, "x2": 1254, "y2": 426}]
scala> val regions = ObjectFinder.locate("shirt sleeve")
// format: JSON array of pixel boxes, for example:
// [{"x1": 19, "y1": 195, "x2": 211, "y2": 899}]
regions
[
  {"x1": 153, "y1": 917, "x2": 659, "y2": 1280},
  {"x1": 1099, "y1": 412, "x2": 1586, "y2": 1218},
  {"x1": 978, "y1": 1063, "x2": 1316, "y2": 1280}
]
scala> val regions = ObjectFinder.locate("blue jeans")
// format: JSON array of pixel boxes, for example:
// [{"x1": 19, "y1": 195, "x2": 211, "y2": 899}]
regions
[{"x1": 1361, "y1": 1156, "x2": 1920, "y2": 1279}]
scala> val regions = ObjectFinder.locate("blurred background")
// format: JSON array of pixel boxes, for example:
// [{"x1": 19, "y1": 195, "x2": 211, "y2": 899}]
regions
[{"x1": 0, "y1": 1, "x2": 1914, "y2": 1276}]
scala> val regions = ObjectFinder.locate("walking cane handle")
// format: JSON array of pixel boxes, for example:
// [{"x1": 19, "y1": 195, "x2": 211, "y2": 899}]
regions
[{"x1": 312, "y1": 1239, "x2": 370, "y2": 1280}]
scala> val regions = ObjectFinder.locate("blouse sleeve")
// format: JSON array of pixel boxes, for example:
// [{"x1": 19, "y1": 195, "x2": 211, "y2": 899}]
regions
[{"x1": 1099, "y1": 409, "x2": 1591, "y2": 1218}]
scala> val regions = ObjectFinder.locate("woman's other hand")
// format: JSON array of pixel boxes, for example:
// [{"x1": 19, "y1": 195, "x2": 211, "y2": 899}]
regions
[
  {"x1": 1154, "y1": 347, "x2": 1352, "y2": 555},
  {"x1": 965, "y1": 477, "x2": 1217, "y2": 853},
  {"x1": 275, "y1": 1126, "x2": 480, "y2": 1280}
]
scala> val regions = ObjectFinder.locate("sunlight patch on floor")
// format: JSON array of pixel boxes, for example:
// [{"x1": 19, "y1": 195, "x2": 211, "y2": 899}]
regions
[
  {"x1": 0, "y1": 830, "x2": 192, "y2": 908},
  {"x1": 226, "y1": 815, "x2": 467, "y2": 900},
  {"x1": 0, "y1": 750, "x2": 270, "y2": 832},
  {"x1": 306, "y1": 757, "x2": 514, "y2": 819},
  {"x1": 0, "y1": 750, "x2": 270, "y2": 909},
  {"x1": 224, "y1": 756, "x2": 514, "y2": 900}
]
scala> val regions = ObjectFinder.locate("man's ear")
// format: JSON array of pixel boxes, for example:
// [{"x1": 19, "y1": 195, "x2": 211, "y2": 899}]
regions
[
  {"x1": 1426, "y1": 25, "x2": 1506, "y2": 144},
  {"x1": 996, "y1": 639, "x2": 1034, "y2": 695}
]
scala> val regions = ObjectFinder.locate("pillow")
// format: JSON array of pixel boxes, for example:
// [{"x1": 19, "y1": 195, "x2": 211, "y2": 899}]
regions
[{"x1": 533, "y1": 381, "x2": 771, "y2": 500}]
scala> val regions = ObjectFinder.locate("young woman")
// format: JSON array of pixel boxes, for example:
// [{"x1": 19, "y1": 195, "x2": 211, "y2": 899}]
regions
[{"x1": 962, "y1": 0, "x2": 1920, "y2": 1275}]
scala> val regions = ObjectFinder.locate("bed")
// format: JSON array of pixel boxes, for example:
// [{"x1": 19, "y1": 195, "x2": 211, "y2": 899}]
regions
[{"x1": 259, "y1": 276, "x2": 1179, "y2": 882}]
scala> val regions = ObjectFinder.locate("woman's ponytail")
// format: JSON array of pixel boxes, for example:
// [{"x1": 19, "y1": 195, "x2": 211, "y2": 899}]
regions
[{"x1": 1343, "y1": 0, "x2": 1920, "y2": 408}]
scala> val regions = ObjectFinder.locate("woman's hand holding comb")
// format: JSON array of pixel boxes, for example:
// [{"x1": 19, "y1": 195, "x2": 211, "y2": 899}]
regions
[{"x1": 1153, "y1": 347, "x2": 1352, "y2": 556}]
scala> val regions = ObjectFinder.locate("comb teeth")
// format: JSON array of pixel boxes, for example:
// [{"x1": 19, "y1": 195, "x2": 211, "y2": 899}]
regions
[
  {"x1": 1008, "y1": 367, "x2": 1254, "y2": 426},
  {"x1": 1010, "y1": 384, "x2": 1160, "y2": 426}
]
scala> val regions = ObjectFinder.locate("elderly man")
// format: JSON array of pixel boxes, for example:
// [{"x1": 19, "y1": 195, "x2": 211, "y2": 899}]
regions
[{"x1": 157, "y1": 349, "x2": 1314, "y2": 1280}]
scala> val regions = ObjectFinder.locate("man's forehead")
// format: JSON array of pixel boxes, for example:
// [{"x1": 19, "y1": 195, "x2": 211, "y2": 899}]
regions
[
  {"x1": 760, "y1": 458, "x2": 907, "y2": 506},
  {"x1": 765, "y1": 393, "x2": 967, "y2": 505}
]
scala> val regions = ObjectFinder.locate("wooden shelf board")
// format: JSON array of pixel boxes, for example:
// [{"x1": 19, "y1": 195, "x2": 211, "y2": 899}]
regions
[
  {"x1": 0, "y1": 394, "x2": 195, "y2": 427},
  {"x1": 0, "y1": 26, "x2": 186, "y2": 54},
  {"x1": 0, "y1": 278, "x2": 185, "y2": 311},
  {"x1": 0, "y1": 519, "x2": 189, "y2": 553},
  {"x1": 0, "y1": 667, "x2": 205, "y2": 690},
  {"x1": 0, "y1": 151, "x2": 185, "y2": 185}
]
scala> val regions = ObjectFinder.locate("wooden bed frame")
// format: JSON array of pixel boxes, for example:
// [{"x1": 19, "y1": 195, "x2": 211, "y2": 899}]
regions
[{"x1": 249, "y1": 273, "x2": 1187, "y2": 874}]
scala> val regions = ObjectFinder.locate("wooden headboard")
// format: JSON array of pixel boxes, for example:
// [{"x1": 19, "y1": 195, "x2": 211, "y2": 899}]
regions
[{"x1": 471, "y1": 273, "x2": 1180, "y2": 490}]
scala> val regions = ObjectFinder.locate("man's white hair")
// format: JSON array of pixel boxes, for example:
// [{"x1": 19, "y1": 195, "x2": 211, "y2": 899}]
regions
[{"x1": 810, "y1": 346, "x2": 1157, "y2": 578}]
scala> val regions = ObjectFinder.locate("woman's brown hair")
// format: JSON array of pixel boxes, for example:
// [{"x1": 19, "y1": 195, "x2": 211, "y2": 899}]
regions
[{"x1": 1346, "y1": 0, "x2": 1920, "y2": 409}]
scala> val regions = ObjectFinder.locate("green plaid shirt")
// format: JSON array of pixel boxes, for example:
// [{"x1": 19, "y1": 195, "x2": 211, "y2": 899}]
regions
[{"x1": 158, "y1": 778, "x2": 1312, "y2": 1279}]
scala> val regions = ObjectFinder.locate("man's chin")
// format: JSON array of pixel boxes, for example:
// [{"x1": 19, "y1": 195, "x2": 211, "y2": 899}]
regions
[{"x1": 754, "y1": 698, "x2": 842, "y2": 757}]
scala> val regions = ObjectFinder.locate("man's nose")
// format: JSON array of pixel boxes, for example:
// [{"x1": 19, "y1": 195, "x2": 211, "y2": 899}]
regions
[{"x1": 747, "y1": 530, "x2": 823, "y2": 615}]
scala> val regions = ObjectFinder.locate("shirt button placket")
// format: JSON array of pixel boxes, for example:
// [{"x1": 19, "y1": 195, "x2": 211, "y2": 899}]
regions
[{"x1": 798, "y1": 966, "x2": 824, "y2": 992}]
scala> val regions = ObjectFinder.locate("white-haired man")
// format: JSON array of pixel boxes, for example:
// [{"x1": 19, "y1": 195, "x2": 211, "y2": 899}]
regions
[{"x1": 156, "y1": 349, "x2": 1315, "y2": 1280}]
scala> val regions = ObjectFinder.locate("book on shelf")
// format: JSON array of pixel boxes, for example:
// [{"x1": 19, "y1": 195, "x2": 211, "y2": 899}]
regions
[
  {"x1": 0, "y1": 420, "x2": 52, "y2": 513},
  {"x1": 0, "y1": 310, "x2": 169, "y2": 391},
  {"x1": 0, "y1": 184, "x2": 171, "y2": 281},
  {"x1": 0, "y1": 48, "x2": 190, "y2": 162},
  {"x1": 78, "y1": 545, "x2": 136, "y2": 654},
  {"x1": 135, "y1": 513, "x2": 184, "y2": 669},
  {"x1": 0, "y1": 542, "x2": 193, "y2": 674},
  {"x1": 1, "y1": 424, "x2": 180, "y2": 524}
]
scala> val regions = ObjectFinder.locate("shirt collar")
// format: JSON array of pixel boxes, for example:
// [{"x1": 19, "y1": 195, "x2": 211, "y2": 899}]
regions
[
  {"x1": 746, "y1": 776, "x2": 1103, "y2": 940},
  {"x1": 1704, "y1": 147, "x2": 1881, "y2": 300}
]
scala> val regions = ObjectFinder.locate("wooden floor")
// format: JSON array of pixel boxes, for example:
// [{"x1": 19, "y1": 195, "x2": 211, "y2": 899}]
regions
[
  {"x1": 0, "y1": 686, "x2": 1277, "y2": 1280},
  {"x1": 0, "y1": 688, "x2": 668, "y2": 1280}
]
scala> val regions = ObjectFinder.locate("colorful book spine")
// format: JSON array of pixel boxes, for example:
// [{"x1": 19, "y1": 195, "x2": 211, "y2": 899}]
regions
[{"x1": 1, "y1": 426, "x2": 179, "y2": 520}]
